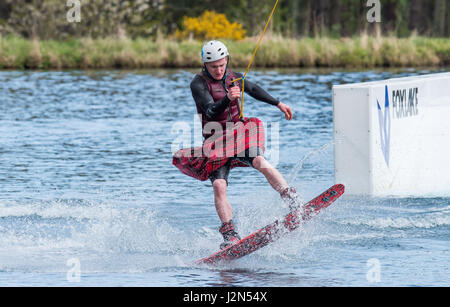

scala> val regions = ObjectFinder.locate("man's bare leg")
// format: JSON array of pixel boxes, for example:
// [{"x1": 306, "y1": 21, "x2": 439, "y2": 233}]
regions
[
  {"x1": 252, "y1": 156, "x2": 303, "y2": 208},
  {"x1": 212, "y1": 179, "x2": 241, "y2": 248},
  {"x1": 212, "y1": 179, "x2": 233, "y2": 223},
  {"x1": 251, "y1": 156, "x2": 289, "y2": 193}
]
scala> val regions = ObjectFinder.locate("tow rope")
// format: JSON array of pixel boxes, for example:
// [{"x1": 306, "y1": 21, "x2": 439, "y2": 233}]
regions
[{"x1": 231, "y1": 0, "x2": 280, "y2": 119}]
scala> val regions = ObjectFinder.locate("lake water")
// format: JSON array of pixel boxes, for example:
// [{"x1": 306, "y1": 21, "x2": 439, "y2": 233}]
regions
[{"x1": 0, "y1": 67, "x2": 449, "y2": 287}]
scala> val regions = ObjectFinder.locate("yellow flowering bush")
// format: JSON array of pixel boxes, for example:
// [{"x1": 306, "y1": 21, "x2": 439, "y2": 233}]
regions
[{"x1": 175, "y1": 10, "x2": 246, "y2": 41}]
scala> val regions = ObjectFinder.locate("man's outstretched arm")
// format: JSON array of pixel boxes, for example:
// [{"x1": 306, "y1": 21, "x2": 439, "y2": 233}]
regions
[{"x1": 236, "y1": 73, "x2": 293, "y2": 120}]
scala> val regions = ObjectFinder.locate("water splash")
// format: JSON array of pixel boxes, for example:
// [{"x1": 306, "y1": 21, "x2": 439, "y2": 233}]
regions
[{"x1": 286, "y1": 142, "x2": 333, "y2": 185}]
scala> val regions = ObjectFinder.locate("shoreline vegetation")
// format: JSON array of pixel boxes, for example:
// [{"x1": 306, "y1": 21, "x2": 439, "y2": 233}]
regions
[{"x1": 0, "y1": 35, "x2": 449, "y2": 70}]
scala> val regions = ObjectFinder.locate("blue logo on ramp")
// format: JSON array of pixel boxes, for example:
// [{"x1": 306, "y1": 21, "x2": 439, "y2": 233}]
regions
[{"x1": 377, "y1": 85, "x2": 391, "y2": 167}]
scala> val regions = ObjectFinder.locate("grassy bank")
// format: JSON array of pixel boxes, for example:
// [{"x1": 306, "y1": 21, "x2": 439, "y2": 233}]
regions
[{"x1": 0, "y1": 35, "x2": 449, "y2": 69}]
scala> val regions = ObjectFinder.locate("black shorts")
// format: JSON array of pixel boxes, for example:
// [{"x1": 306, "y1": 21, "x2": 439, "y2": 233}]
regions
[{"x1": 209, "y1": 148, "x2": 263, "y2": 185}]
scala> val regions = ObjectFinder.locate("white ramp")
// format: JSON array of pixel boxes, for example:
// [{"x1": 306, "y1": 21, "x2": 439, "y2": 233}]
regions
[{"x1": 333, "y1": 72, "x2": 450, "y2": 196}]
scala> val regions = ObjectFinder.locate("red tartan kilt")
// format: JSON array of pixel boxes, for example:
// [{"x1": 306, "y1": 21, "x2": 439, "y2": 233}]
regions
[{"x1": 172, "y1": 117, "x2": 265, "y2": 181}]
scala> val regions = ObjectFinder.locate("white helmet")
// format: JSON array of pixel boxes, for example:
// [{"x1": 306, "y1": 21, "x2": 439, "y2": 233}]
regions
[{"x1": 201, "y1": 40, "x2": 229, "y2": 63}]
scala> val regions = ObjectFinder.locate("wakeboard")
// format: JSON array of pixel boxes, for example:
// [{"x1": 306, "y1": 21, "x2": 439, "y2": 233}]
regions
[{"x1": 195, "y1": 184, "x2": 345, "y2": 265}]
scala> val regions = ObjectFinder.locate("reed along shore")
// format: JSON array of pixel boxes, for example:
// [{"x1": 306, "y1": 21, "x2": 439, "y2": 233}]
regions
[{"x1": 1, "y1": 35, "x2": 449, "y2": 70}]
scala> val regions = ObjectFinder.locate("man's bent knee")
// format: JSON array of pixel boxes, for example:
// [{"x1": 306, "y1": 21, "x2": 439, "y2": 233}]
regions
[{"x1": 252, "y1": 156, "x2": 267, "y2": 169}]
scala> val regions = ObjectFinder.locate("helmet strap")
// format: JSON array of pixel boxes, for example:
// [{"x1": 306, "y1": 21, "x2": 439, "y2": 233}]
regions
[{"x1": 202, "y1": 64, "x2": 214, "y2": 81}]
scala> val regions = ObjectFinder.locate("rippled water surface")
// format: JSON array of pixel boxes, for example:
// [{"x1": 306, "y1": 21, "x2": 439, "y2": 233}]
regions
[{"x1": 0, "y1": 68, "x2": 449, "y2": 286}]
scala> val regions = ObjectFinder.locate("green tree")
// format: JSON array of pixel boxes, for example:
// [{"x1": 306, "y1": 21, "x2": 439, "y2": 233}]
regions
[
  {"x1": 433, "y1": 0, "x2": 447, "y2": 36},
  {"x1": 0, "y1": 0, "x2": 449, "y2": 39}
]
